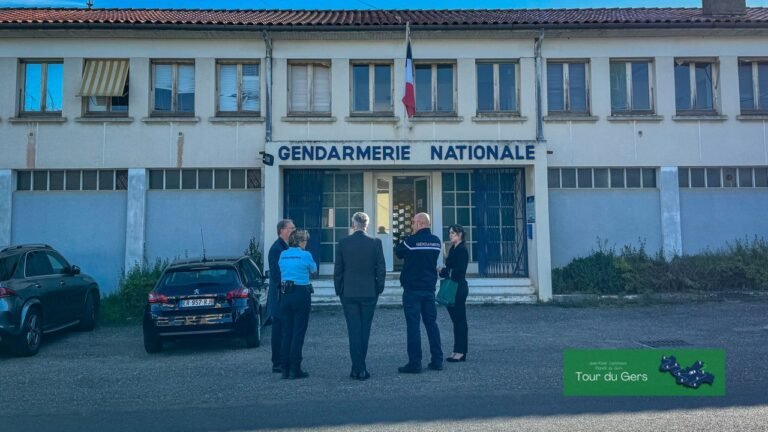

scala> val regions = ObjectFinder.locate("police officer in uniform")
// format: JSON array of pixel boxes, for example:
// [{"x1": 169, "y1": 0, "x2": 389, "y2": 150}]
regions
[
  {"x1": 267, "y1": 219, "x2": 294, "y2": 373},
  {"x1": 278, "y1": 230, "x2": 317, "y2": 379}
]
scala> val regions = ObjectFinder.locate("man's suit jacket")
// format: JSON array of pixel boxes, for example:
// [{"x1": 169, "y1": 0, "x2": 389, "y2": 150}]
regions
[{"x1": 334, "y1": 230, "x2": 386, "y2": 298}]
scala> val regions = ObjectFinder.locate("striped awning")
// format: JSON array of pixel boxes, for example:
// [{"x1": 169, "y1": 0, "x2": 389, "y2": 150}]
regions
[{"x1": 79, "y1": 59, "x2": 129, "y2": 97}]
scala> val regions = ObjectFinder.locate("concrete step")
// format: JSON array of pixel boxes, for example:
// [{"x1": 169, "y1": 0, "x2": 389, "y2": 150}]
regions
[{"x1": 309, "y1": 278, "x2": 538, "y2": 305}]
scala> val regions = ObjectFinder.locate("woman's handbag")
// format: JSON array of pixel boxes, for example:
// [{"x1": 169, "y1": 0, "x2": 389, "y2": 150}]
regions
[{"x1": 436, "y1": 278, "x2": 459, "y2": 306}]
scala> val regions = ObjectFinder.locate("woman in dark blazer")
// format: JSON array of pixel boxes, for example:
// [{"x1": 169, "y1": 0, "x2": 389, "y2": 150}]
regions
[{"x1": 439, "y1": 224, "x2": 469, "y2": 362}]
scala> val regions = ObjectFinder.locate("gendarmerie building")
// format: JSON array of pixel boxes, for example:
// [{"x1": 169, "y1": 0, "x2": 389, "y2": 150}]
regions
[{"x1": 1, "y1": 1, "x2": 768, "y2": 303}]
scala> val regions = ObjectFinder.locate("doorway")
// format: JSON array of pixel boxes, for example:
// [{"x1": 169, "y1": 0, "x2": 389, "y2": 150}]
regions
[{"x1": 374, "y1": 174, "x2": 431, "y2": 271}]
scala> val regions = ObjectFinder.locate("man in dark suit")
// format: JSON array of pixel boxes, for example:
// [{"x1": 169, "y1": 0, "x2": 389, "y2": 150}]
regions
[
  {"x1": 334, "y1": 212, "x2": 386, "y2": 381},
  {"x1": 267, "y1": 219, "x2": 295, "y2": 373}
]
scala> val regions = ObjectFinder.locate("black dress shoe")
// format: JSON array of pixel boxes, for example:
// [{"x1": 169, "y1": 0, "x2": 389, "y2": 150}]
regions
[
  {"x1": 290, "y1": 370, "x2": 309, "y2": 379},
  {"x1": 350, "y1": 371, "x2": 360, "y2": 380},
  {"x1": 398, "y1": 364, "x2": 422, "y2": 374},
  {"x1": 357, "y1": 371, "x2": 371, "y2": 381},
  {"x1": 428, "y1": 362, "x2": 443, "y2": 371},
  {"x1": 446, "y1": 354, "x2": 467, "y2": 363}
]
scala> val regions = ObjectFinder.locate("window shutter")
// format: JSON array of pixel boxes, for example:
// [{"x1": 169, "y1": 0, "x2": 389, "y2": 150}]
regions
[
  {"x1": 290, "y1": 65, "x2": 309, "y2": 112},
  {"x1": 312, "y1": 64, "x2": 331, "y2": 112},
  {"x1": 218, "y1": 64, "x2": 238, "y2": 112}
]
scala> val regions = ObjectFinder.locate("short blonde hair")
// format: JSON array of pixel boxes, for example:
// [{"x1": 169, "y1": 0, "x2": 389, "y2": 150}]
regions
[{"x1": 288, "y1": 230, "x2": 310, "y2": 247}]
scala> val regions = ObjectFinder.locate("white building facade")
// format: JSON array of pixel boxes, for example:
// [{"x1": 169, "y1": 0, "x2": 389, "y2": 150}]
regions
[{"x1": 1, "y1": 4, "x2": 767, "y2": 302}]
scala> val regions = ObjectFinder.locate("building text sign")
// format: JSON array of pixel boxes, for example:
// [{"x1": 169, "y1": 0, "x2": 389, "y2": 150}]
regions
[{"x1": 276, "y1": 143, "x2": 535, "y2": 163}]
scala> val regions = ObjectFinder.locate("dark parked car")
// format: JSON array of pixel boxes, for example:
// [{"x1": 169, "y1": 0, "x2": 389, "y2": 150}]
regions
[
  {"x1": 0, "y1": 244, "x2": 100, "y2": 356},
  {"x1": 143, "y1": 256, "x2": 266, "y2": 353}
]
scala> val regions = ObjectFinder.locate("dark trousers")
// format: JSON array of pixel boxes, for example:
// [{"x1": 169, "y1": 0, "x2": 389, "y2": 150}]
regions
[
  {"x1": 270, "y1": 316, "x2": 282, "y2": 366},
  {"x1": 446, "y1": 281, "x2": 469, "y2": 354},
  {"x1": 341, "y1": 296, "x2": 378, "y2": 374},
  {"x1": 402, "y1": 289, "x2": 443, "y2": 366},
  {"x1": 279, "y1": 287, "x2": 311, "y2": 372}
]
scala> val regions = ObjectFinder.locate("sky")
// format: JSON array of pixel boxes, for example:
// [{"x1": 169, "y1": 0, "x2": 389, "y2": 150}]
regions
[{"x1": 1, "y1": 0, "x2": 767, "y2": 10}]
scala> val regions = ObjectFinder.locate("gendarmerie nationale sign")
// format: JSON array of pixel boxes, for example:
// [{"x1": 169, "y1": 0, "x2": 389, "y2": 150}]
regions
[{"x1": 277, "y1": 143, "x2": 535, "y2": 162}]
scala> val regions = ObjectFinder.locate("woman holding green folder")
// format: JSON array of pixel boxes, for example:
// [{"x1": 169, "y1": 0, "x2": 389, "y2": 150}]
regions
[{"x1": 439, "y1": 224, "x2": 469, "y2": 363}]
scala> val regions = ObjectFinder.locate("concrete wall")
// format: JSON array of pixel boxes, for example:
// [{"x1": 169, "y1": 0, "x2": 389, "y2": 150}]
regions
[
  {"x1": 548, "y1": 190, "x2": 662, "y2": 267},
  {"x1": 145, "y1": 190, "x2": 262, "y2": 262},
  {"x1": 680, "y1": 189, "x2": 768, "y2": 254},
  {"x1": 11, "y1": 191, "x2": 127, "y2": 293}
]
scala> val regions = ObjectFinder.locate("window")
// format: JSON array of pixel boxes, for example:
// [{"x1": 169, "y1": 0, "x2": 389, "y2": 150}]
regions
[
  {"x1": 151, "y1": 61, "x2": 195, "y2": 115},
  {"x1": 610, "y1": 60, "x2": 654, "y2": 114},
  {"x1": 739, "y1": 59, "x2": 768, "y2": 114},
  {"x1": 321, "y1": 173, "x2": 364, "y2": 263},
  {"x1": 46, "y1": 252, "x2": 69, "y2": 274},
  {"x1": 351, "y1": 62, "x2": 393, "y2": 115},
  {"x1": 20, "y1": 60, "x2": 63, "y2": 115},
  {"x1": 147, "y1": 169, "x2": 261, "y2": 190},
  {"x1": 548, "y1": 168, "x2": 657, "y2": 189},
  {"x1": 476, "y1": 61, "x2": 519, "y2": 114},
  {"x1": 217, "y1": 61, "x2": 260, "y2": 115},
  {"x1": 679, "y1": 167, "x2": 768, "y2": 188},
  {"x1": 415, "y1": 62, "x2": 456, "y2": 115},
  {"x1": 25, "y1": 251, "x2": 54, "y2": 277},
  {"x1": 547, "y1": 61, "x2": 589, "y2": 115},
  {"x1": 674, "y1": 59, "x2": 719, "y2": 115},
  {"x1": 81, "y1": 59, "x2": 129, "y2": 116},
  {"x1": 288, "y1": 61, "x2": 331, "y2": 115},
  {"x1": 442, "y1": 172, "x2": 475, "y2": 261},
  {"x1": 16, "y1": 170, "x2": 128, "y2": 191}
]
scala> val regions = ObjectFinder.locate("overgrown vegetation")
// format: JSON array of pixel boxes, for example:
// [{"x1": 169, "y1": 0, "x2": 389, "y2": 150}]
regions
[
  {"x1": 553, "y1": 237, "x2": 768, "y2": 295},
  {"x1": 243, "y1": 237, "x2": 264, "y2": 271},
  {"x1": 99, "y1": 258, "x2": 168, "y2": 325}
]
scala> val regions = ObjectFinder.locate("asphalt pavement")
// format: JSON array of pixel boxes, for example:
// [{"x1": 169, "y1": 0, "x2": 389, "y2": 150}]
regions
[{"x1": 1, "y1": 301, "x2": 767, "y2": 432}]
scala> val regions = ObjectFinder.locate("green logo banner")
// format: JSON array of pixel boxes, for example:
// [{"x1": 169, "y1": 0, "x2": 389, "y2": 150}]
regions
[{"x1": 563, "y1": 349, "x2": 725, "y2": 396}]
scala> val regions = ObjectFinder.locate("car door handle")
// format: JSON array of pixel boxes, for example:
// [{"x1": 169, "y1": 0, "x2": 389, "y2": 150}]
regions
[{"x1": 59, "y1": 281, "x2": 66, "y2": 286}]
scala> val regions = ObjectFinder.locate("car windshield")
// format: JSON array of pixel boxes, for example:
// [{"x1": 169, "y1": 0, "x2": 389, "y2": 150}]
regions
[
  {"x1": 156, "y1": 267, "x2": 240, "y2": 295},
  {"x1": 0, "y1": 255, "x2": 21, "y2": 281}
]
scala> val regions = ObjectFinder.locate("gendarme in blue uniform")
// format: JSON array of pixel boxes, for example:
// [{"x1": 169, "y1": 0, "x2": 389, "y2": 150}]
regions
[{"x1": 277, "y1": 246, "x2": 317, "y2": 378}]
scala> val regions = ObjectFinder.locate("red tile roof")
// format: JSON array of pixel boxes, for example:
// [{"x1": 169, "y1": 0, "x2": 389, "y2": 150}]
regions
[{"x1": 0, "y1": 8, "x2": 767, "y2": 28}]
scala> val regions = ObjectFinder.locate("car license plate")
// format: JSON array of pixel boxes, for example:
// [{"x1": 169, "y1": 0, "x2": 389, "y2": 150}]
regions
[{"x1": 181, "y1": 298, "x2": 214, "y2": 307}]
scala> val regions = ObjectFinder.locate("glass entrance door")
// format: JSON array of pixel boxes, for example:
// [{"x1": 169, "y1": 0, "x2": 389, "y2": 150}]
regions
[{"x1": 374, "y1": 174, "x2": 431, "y2": 271}]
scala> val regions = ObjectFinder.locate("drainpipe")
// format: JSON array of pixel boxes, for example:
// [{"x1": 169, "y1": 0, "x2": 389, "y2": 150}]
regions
[
  {"x1": 262, "y1": 30, "x2": 273, "y2": 143},
  {"x1": 534, "y1": 29, "x2": 545, "y2": 143}
]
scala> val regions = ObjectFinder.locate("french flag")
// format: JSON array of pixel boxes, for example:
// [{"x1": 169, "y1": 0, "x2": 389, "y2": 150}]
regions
[{"x1": 402, "y1": 39, "x2": 416, "y2": 118}]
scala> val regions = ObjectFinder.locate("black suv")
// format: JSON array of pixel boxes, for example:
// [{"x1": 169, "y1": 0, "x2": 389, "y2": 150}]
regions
[
  {"x1": 0, "y1": 244, "x2": 100, "y2": 356},
  {"x1": 143, "y1": 256, "x2": 266, "y2": 353}
]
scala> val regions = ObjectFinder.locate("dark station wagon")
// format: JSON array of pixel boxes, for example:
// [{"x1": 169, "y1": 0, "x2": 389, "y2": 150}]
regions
[{"x1": 143, "y1": 256, "x2": 266, "y2": 353}]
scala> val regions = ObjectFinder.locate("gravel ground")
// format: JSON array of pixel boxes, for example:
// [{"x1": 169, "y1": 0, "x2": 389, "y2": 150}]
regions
[{"x1": 2, "y1": 301, "x2": 767, "y2": 431}]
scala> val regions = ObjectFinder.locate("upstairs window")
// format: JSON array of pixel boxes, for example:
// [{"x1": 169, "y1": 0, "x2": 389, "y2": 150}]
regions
[
  {"x1": 351, "y1": 62, "x2": 393, "y2": 115},
  {"x1": 476, "y1": 61, "x2": 519, "y2": 115},
  {"x1": 547, "y1": 60, "x2": 589, "y2": 115},
  {"x1": 739, "y1": 59, "x2": 768, "y2": 114},
  {"x1": 610, "y1": 60, "x2": 654, "y2": 115},
  {"x1": 151, "y1": 61, "x2": 195, "y2": 116},
  {"x1": 81, "y1": 59, "x2": 130, "y2": 116},
  {"x1": 674, "y1": 59, "x2": 719, "y2": 115},
  {"x1": 20, "y1": 60, "x2": 63, "y2": 115},
  {"x1": 415, "y1": 62, "x2": 456, "y2": 115},
  {"x1": 288, "y1": 61, "x2": 331, "y2": 116},
  {"x1": 217, "y1": 61, "x2": 260, "y2": 116}
]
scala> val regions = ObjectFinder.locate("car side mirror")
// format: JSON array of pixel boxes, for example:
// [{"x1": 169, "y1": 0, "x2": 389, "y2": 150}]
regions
[
  {"x1": 263, "y1": 270, "x2": 270, "y2": 280},
  {"x1": 70, "y1": 265, "x2": 81, "y2": 275}
]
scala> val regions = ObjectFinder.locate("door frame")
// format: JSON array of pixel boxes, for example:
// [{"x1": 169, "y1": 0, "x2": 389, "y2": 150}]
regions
[{"x1": 373, "y1": 172, "x2": 433, "y2": 272}]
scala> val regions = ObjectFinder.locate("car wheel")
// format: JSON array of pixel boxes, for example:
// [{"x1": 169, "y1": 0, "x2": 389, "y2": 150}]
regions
[
  {"x1": 12, "y1": 308, "x2": 42, "y2": 357},
  {"x1": 77, "y1": 293, "x2": 98, "y2": 332},
  {"x1": 244, "y1": 308, "x2": 261, "y2": 348},
  {"x1": 143, "y1": 326, "x2": 163, "y2": 354}
]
